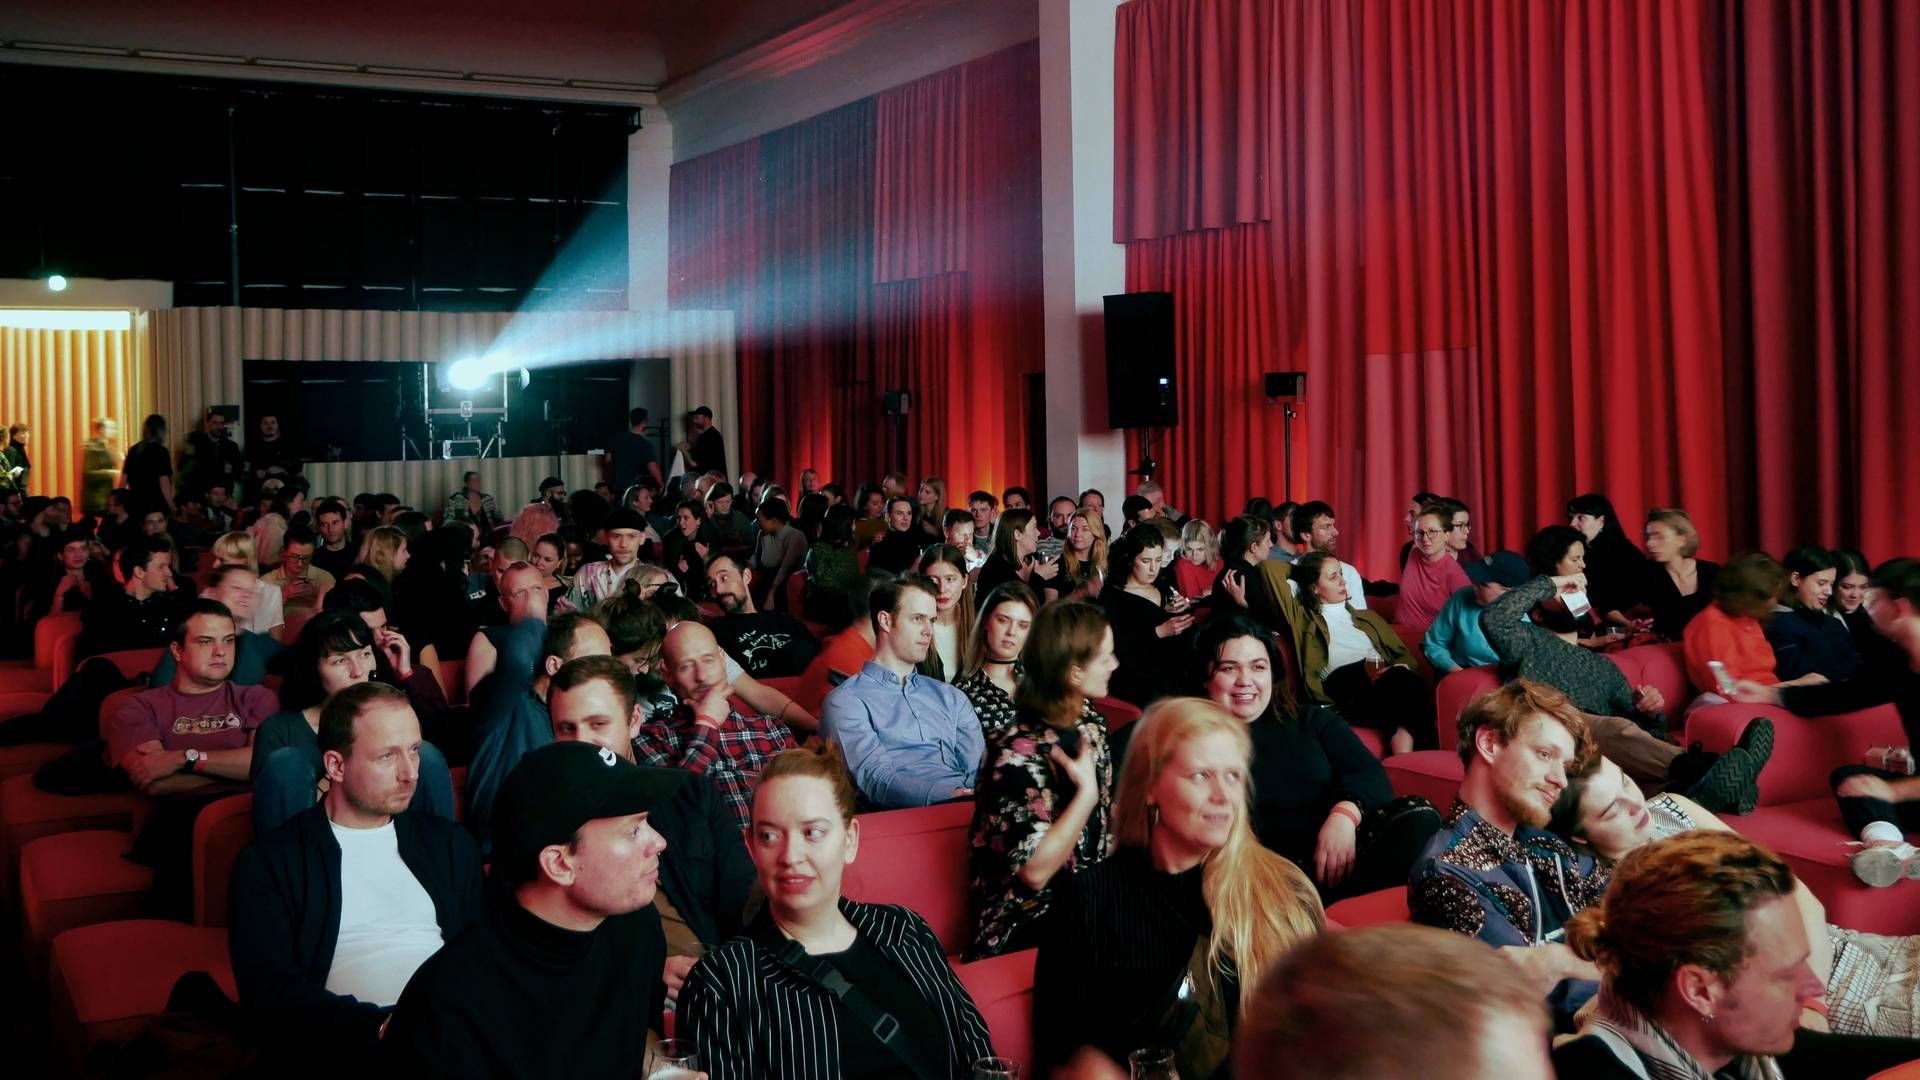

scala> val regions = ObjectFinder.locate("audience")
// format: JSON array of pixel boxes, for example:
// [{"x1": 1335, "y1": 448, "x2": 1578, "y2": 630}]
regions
[
  {"x1": 794, "y1": 569, "x2": 887, "y2": 716},
  {"x1": 677, "y1": 744, "x2": 996, "y2": 1076},
  {"x1": 1556, "y1": 831, "x2": 1920, "y2": 1078},
  {"x1": 1211, "y1": 514, "x2": 1271, "y2": 610},
  {"x1": 1638, "y1": 507, "x2": 1719, "y2": 640},
  {"x1": 634, "y1": 621, "x2": 798, "y2": 831},
  {"x1": 1195, "y1": 614, "x2": 1440, "y2": 901},
  {"x1": 262, "y1": 523, "x2": 334, "y2": 620},
  {"x1": 819, "y1": 575, "x2": 985, "y2": 808},
  {"x1": 951, "y1": 580, "x2": 1041, "y2": 740},
  {"x1": 967, "y1": 600, "x2": 1118, "y2": 959},
  {"x1": 915, "y1": 543, "x2": 975, "y2": 680},
  {"x1": 974, "y1": 506, "x2": 1056, "y2": 601},
  {"x1": 866, "y1": 495, "x2": 924, "y2": 575},
  {"x1": 1423, "y1": 549, "x2": 1528, "y2": 673},
  {"x1": 229, "y1": 682, "x2": 482, "y2": 1071},
  {"x1": 1235, "y1": 923, "x2": 1553, "y2": 1080},
  {"x1": 1567, "y1": 492, "x2": 1644, "y2": 629},
  {"x1": 382, "y1": 742, "x2": 678, "y2": 1077},
  {"x1": 800, "y1": 503, "x2": 860, "y2": 627},
  {"x1": 1767, "y1": 545, "x2": 1862, "y2": 683},
  {"x1": 442, "y1": 469, "x2": 502, "y2": 534},
  {"x1": 1828, "y1": 547, "x2": 1878, "y2": 656},
  {"x1": 1097, "y1": 526, "x2": 1195, "y2": 705},
  {"x1": 78, "y1": 535, "x2": 181, "y2": 658},
  {"x1": 1397, "y1": 502, "x2": 1472, "y2": 635},
  {"x1": 1409, "y1": 680, "x2": 1607, "y2": 1021},
  {"x1": 1683, "y1": 551, "x2": 1822, "y2": 693},
  {"x1": 1482, "y1": 567, "x2": 1767, "y2": 813},
  {"x1": 210, "y1": 529, "x2": 288, "y2": 640},
  {"x1": 1232, "y1": 551, "x2": 1432, "y2": 753},
  {"x1": 705, "y1": 553, "x2": 821, "y2": 678},
  {"x1": 1174, "y1": 517, "x2": 1218, "y2": 600},
  {"x1": 355, "y1": 524, "x2": 409, "y2": 586},
  {"x1": 913, "y1": 475, "x2": 948, "y2": 541},
  {"x1": 1057, "y1": 507, "x2": 1109, "y2": 598},
  {"x1": 704, "y1": 481, "x2": 753, "y2": 549},
  {"x1": 1550, "y1": 754, "x2": 1920, "y2": 1038},
  {"x1": 662, "y1": 497, "x2": 717, "y2": 591},
  {"x1": 145, "y1": 563, "x2": 285, "y2": 688},
  {"x1": 546, "y1": 653, "x2": 756, "y2": 988},
  {"x1": 566, "y1": 507, "x2": 649, "y2": 611},
  {"x1": 1033, "y1": 697, "x2": 1324, "y2": 1078},
  {"x1": 250, "y1": 611, "x2": 453, "y2": 834}
]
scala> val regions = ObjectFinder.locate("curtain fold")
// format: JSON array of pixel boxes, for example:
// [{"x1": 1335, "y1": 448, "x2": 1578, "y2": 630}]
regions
[
  {"x1": 1115, "y1": 0, "x2": 1910, "y2": 572},
  {"x1": 0, "y1": 326, "x2": 146, "y2": 506}
]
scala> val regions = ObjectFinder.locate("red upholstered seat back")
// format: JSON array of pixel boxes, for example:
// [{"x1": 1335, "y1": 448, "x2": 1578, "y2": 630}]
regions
[
  {"x1": 950, "y1": 948, "x2": 1036, "y2": 1074},
  {"x1": 1324, "y1": 885, "x2": 1410, "y2": 929},
  {"x1": 36, "y1": 613, "x2": 83, "y2": 674},
  {"x1": 1606, "y1": 642, "x2": 1691, "y2": 722},
  {"x1": 1433, "y1": 666, "x2": 1500, "y2": 750},
  {"x1": 192, "y1": 795, "x2": 253, "y2": 927},
  {"x1": 841, "y1": 800, "x2": 975, "y2": 954},
  {"x1": 1093, "y1": 696, "x2": 1142, "y2": 734},
  {"x1": 1685, "y1": 703, "x2": 1905, "y2": 807}
]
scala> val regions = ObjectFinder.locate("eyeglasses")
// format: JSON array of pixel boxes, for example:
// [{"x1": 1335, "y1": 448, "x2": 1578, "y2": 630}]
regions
[{"x1": 1415, "y1": 528, "x2": 1448, "y2": 539}]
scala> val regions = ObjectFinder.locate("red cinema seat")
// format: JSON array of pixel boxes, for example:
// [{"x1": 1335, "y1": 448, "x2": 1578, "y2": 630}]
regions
[
  {"x1": 18, "y1": 829, "x2": 153, "y2": 969},
  {"x1": 1608, "y1": 643, "x2": 1691, "y2": 728},
  {"x1": 1383, "y1": 750, "x2": 1464, "y2": 808},
  {"x1": 1092, "y1": 696, "x2": 1142, "y2": 734},
  {"x1": 1368, "y1": 594, "x2": 1401, "y2": 625},
  {"x1": 841, "y1": 800, "x2": 975, "y2": 955},
  {"x1": 1434, "y1": 666, "x2": 1500, "y2": 750},
  {"x1": 435, "y1": 658, "x2": 467, "y2": 706},
  {"x1": 0, "y1": 775, "x2": 138, "y2": 908},
  {"x1": 950, "y1": 948, "x2": 1036, "y2": 1075},
  {"x1": 1685, "y1": 702, "x2": 1914, "y2": 933},
  {"x1": 192, "y1": 794, "x2": 254, "y2": 928},
  {"x1": 1325, "y1": 885, "x2": 1411, "y2": 929},
  {"x1": 0, "y1": 690, "x2": 59, "y2": 781},
  {"x1": 1349, "y1": 725, "x2": 1387, "y2": 759}
]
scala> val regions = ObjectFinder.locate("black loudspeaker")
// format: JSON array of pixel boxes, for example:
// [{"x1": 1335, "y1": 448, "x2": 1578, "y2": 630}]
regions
[
  {"x1": 1103, "y1": 292, "x2": 1178, "y2": 429},
  {"x1": 1264, "y1": 371, "x2": 1305, "y2": 398}
]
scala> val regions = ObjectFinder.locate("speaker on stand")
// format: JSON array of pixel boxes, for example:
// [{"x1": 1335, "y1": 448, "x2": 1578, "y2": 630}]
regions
[
  {"x1": 1103, "y1": 292, "x2": 1179, "y2": 480},
  {"x1": 1264, "y1": 371, "x2": 1306, "y2": 502},
  {"x1": 883, "y1": 389, "x2": 912, "y2": 474}
]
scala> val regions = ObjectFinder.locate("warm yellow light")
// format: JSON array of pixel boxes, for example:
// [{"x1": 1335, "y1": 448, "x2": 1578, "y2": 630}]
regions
[{"x1": 0, "y1": 309, "x2": 134, "y2": 331}]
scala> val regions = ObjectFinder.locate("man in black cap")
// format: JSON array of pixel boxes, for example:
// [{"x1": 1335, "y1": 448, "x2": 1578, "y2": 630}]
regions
[
  {"x1": 1423, "y1": 549, "x2": 1531, "y2": 674},
  {"x1": 567, "y1": 507, "x2": 654, "y2": 612},
  {"x1": 677, "y1": 405, "x2": 726, "y2": 480},
  {"x1": 383, "y1": 741, "x2": 681, "y2": 1078}
]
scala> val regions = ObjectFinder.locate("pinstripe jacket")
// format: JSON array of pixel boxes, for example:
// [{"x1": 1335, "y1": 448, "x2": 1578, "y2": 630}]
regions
[{"x1": 678, "y1": 899, "x2": 996, "y2": 1079}]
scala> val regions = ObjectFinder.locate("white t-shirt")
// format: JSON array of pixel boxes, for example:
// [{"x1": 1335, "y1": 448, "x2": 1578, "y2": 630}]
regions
[
  {"x1": 245, "y1": 579, "x2": 286, "y2": 636},
  {"x1": 1320, "y1": 601, "x2": 1381, "y2": 675},
  {"x1": 325, "y1": 819, "x2": 446, "y2": 1007}
]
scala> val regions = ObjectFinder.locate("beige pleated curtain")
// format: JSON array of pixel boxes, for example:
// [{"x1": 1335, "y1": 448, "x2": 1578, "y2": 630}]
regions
[
  {"x1": 0, "y1": 317, "x2": 152, "y2": 505},
  {"x1": 149, "y1": 305, "x2": 739, "y2": 477}
]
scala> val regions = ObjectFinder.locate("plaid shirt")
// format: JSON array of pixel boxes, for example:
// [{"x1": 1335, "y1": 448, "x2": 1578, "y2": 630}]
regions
[{"x1": 633, "y1": 705, "x2": 796, "y2": 831}]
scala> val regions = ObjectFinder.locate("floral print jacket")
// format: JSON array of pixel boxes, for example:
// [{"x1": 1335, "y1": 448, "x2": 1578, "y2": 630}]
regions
[{"x1": 965, "y1": 705, "x2": 1115, "y2": 960}]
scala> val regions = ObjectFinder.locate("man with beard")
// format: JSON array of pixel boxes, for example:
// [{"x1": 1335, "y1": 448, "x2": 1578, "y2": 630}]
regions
[
  {"x1": 820, "y1": 575, "x2": 984, "y2": 808},
  {"x1": 1288, "y1": 500, "x2": 1368, "y2": 610},
  {"x1": 228, "y1": 682, "x2": 483, "y2": 1073},
  {"x1": 703, "y1": 554, "x2": 819, "y2": 678},
  {"x1": 1408, "y1": 679, "x2": 1607, "y2": 1021},
  {"x1": 633, "y1": 622, "x2": 796, "y2": 831}
]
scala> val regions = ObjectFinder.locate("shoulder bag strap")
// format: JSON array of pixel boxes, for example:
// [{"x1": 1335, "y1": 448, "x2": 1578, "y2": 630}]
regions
[{"x1": 772, "y1": 938, "x2": 946, "y2": 1080}]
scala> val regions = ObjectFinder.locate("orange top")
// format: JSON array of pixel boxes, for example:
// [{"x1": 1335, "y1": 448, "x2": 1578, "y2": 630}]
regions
[
  {"x1": 1682, "y1": 603, "x2": 1778, "y2": 691},
  {"x1": 793, "y1": 626, "x2": 877, "y2": 716}
]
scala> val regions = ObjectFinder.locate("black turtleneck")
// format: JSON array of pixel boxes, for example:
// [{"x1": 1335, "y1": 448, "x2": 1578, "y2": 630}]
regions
[
  {"x1": 383, "y1": 890, "x2": 665, "y2": 1079},
  {"x1": 1032, "y1": 846, "x2": 1236, "y2": 1077}
]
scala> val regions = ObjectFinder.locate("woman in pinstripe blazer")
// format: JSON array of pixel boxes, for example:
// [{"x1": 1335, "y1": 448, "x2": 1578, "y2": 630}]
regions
[{"x1": 678, "y1": 745, "x2": 996, "y2": 1079}]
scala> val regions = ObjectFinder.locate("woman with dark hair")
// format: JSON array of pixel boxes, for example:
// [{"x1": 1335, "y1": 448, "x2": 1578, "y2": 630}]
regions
[
  {"x1": 915, "y1": 543, "x2": 975, "y2": 681},
  {"x1": 1528, "y1": 525, "x2": 1596, "y2": 635},
  {"x1": 793, "y1": 490, "x2": 828, "y2": 543},
  {"x1": 953, "y1": 580, "x2": 1044, "y2": 739},
  {"x1": 1828, "y1": 548, "x2": 1884, "y2": 661},
  {"x1": 249, "y1": 611, "x2": 453, "y2": 834},
  {"x1": 1223, "y1": 551, "x2": 1432, "y2": 753},
  {"x1": 849, "y1": 483, "x2": 888, "y2": 549},
  {"x1": 528, "y1": 531, "x2": 574, "y2": 615},
  {"x1": 392, "y1": 522, "x2": 477, "y2": 663},
  {"x1": 1567, "y1": 492, "x2": 1644, "y2": 629},
  {"x1": 1682, "y1": 551, "x2": 1826, "y2": 694},
  {"x1": 1098, "y1": 527, "x2": 1195, "y2": 705},
  {"x1": 1766, "y1": 546, "x2": 1862, "y2": 683},
  {"x1": 661, "y1": 498, "x2": 718, "y2": 597},
  {"x1": 973, "y1": 507, "x2": 1058, "y2": 602},
  {"x1": 1194, "y1": 614, "x2": 1440, "y2": 900},
  {"x1": 800, "y1": 503, "x2": 859, "y2": 629},
  {"x1": 1212, "y1": 515, "x2": 1273, "y2": 610},
  {"x1": 966, "y1": 599, "x2": 1118, "y2": 959}
]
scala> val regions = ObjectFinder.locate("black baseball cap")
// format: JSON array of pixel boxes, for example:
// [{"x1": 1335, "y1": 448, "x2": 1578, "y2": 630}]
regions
[
  {"x1": 1464, "y1": 549, "x2": 1530, "y2": 589},
  {"x1": 604, "y1": 508, "x2": 648, "y2": 534},
  {"x1": 686, "y1": 405, "x2": 713, "y2": 419},
  {"x1": 491, "y1": 742, "x2": 686, "y2": 874}
]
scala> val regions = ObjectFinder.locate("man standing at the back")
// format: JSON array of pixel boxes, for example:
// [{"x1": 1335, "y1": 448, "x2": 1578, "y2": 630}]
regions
[{"x1": 604, "y1": 407, "x2": 663, "y2": 494}]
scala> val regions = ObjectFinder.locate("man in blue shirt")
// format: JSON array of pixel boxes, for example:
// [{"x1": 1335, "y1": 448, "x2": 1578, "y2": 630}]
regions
[
  {"x1": 1423, "y1": 549, "x2": 1529, "y2": 674},
  {"x1": 820, "y1": 575, "x2": 984, "y2": 808}
]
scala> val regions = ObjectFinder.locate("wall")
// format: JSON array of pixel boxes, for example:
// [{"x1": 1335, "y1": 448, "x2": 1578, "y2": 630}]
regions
[{"x1": 0, "y1": 278, "x2": 172, "y2": 311}]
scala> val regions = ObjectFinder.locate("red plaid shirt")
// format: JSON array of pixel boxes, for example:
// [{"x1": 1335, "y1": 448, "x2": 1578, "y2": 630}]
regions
[{"x1": 633, "y1": 705, "x2": 797, "y2": 831}]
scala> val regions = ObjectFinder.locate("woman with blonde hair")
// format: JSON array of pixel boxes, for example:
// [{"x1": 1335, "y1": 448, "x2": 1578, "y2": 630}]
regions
[
  {"x1": 1175, "y1": 517, "x2": 1219, "y2": 600},
  {"x1": 1033, "y1": 696, "x2": 1324, "y2": 1078},
  {"x1": 1637, "y1": 507, "x2": 1720, "y2": 641},
  {"x1": 913, "y1": 475, "x2": 947, "y2": 541},
  {"x1": 211, "y1": 530, "x2": 288, "y2": 638},
  {"x1": 355, "y1": 525, "x2": 410, "y2": 585},
  {"x1": 1058, "y1": 508, "x2": 1109, "y2": 599}
]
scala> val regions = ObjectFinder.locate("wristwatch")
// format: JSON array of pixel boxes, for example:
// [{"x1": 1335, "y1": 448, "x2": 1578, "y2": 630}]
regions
[{"x1": 183, "y1": 749, "x2": 205, "y2": 774}]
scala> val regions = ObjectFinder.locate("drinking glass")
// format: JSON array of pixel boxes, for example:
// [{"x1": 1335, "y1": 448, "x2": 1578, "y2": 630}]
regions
[
  {"x1": 972, "y1": 1056, "x2": 1021, "y2": 1079},
  {"x1": 646, "y1": 1039, "x2": 701, "y2": 1080},
  {"x1": 1129, "y1": 1048, "x2": 1179, "y2": 1080}
]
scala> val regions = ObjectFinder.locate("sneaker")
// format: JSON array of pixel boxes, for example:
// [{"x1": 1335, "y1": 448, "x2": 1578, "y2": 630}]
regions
[
  {"x1": 1683, "y1": 747, "x2": 1764, "y2": 816},
  {"x1": 1851, "y1": 840, "x2": 1919, "y2": 888},
  {"x1": 1737, "y1": 717, "x2": 1775, "y2": 763}
]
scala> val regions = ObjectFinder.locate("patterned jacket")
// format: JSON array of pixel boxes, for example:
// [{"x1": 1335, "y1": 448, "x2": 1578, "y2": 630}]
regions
[{"x1": 1410, "y1": 799, "x2": 1611, "y2": 947}]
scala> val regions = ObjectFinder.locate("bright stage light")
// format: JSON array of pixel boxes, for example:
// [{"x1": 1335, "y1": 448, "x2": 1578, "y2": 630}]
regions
[
  {"x1": 446, "y1": 356, "x2": 491, "y2": 391},
  {"x1": 46, "y1": 274, "x2": 68, "y2": 292}
]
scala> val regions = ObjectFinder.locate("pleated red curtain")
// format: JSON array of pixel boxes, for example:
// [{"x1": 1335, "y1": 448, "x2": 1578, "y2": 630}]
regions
[
  {"x1": 1117, "y1": 0, "x2": 1913, "y2": 574},
  {"x1": 668, "y1": 43, "x2": 1042, "y2": 494}
]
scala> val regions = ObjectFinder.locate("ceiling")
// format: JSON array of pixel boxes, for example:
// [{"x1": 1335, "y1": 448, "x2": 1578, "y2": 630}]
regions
[{"x1": 1, "y1": 0, "x2": 864, "y2": 89}]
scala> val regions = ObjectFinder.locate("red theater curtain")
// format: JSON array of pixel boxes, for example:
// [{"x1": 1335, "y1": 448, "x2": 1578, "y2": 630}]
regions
[
  {"x1": 1116, "y1": 0, "x2": 1867, "y2": 575},
  {"x1": 667, "y1": 141, "x2": 767, "y2": 472},
  {"x1": 1720, "y1": 0, "x2": 1920, "y2": 556}
]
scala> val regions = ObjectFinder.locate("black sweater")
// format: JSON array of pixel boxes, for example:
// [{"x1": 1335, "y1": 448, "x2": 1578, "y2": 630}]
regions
[
  {"x1": 1033, "y1": 847, "x2": 1237, "y2": 1078},
  {"x1": 226, "y1": 805, "x2": 484, "y2": 1069},
  {"x1": 1245, "y1": 707, "x2": 1394, "y2": 868},
  {"x1": 651, "y1": 768, "x2": 758, "y2": 947},
  {"x1": 1097, "y1": 583, "x2": 1190, "y2": 706},
  {"x1": 383, "y1": 894, "x2": 666, "y2": 1079}
]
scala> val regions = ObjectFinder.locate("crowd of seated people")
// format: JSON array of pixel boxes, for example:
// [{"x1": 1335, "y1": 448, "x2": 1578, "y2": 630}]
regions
[{"x1": 7, "y1": 433, "x2": 1920, "y2": 1080}]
